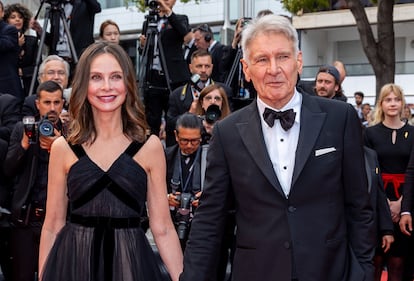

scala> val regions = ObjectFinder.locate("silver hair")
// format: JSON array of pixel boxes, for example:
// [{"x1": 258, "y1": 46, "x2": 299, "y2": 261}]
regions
[
  {"x1": 241, "y1": 14, "x2": 299, "y2": 63},
  {"x1": 38, "y1": 55, "x2": 70, "y2": 81}
]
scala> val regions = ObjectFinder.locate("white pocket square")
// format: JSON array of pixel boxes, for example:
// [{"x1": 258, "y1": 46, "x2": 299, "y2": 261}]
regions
[{"x1": 315, "y1": 147, "x2": 336, "y2": 157}]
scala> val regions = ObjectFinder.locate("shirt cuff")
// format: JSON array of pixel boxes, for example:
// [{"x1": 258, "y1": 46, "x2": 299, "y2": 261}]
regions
[{"x1": 401, "y1": 212, "x2": 411, "y2": 216}]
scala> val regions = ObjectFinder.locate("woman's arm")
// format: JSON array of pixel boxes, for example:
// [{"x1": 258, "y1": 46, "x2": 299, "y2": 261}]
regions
[
  {"x1": 140, "y1": 135, "x2": 183, "y2": 281},
  {"x1": 38, "y1": 137, "x2": 72, "y2": 280}
]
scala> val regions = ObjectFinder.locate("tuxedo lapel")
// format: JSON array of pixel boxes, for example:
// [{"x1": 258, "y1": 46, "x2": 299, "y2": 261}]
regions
[
  {"x1": 292, "y1": 94, "x2": 326, "y2": 187},
  {"x1": 236, "y1": 102, "x2": 285, "y2": 196}
]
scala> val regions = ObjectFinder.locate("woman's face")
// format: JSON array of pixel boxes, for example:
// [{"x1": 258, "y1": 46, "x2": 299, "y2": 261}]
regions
[
  {"x1": 381, "y1": 91, "x2": 402, "y2": 118},
  {"x1": 87, "y1": 53, "x2": 126, "y2": 114},
  {"x1": 201, "y1": 89, "x2": 223, "y2": 112},
  {"x1": 7, "y1": 11, "x2": 24, "y2": 31},
  {"x1": 102, "y1": 24, "x2": 120, "y2": 44}
]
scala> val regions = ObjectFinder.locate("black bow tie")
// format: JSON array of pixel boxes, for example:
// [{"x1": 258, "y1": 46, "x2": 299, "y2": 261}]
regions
[{"x1": 263, "y1": 108, "x2": 296, "y2": 131}]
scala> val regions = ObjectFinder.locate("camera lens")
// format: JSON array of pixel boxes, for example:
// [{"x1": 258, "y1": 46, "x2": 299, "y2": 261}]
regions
[{"x1": 38, "y1": 119, "x2": 55, "y2": 136}]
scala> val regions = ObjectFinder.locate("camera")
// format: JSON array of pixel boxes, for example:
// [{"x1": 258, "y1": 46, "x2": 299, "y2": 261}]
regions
[
  {"x1": 38, "y1": 115, "x2": 55, "y2": 137},
  {"x1": 43, "y1": 0, "x2": 71, "y2": 6},
  {"x1": 190, "y1": 74, "x2": 205, "y2": 92},
  {"x1": 174, "y1": 192, "x2": 196, "y2": 240},
  {"x1": 205, "y1": 104, "x2": 222, "y2": 124},
  {"x1": 145, "y1": 0, "x2": 159, "y2": 10}
]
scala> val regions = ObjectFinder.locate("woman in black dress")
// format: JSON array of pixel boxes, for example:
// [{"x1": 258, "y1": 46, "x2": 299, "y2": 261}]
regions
[
  {"x1": 4, "y1": 3, "x2": 38, "y2": 97},
  {"x1": 38, "y1": 42, "x2": 183, "y2": 281},
  {"x1": 365, "y1": 83, "x2": 414, "y2": 281}
]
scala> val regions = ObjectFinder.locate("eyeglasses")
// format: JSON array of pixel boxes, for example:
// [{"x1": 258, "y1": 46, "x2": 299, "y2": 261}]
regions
[
  {"x1": 204, "y1": 96, "x2": 222, "y2": 102},
  {"x1": 177, "y1": 137, "x2": 201, "y2": 145},
  {"x1": 44, "y1": 70, "x2": 66, "y2": 77}
]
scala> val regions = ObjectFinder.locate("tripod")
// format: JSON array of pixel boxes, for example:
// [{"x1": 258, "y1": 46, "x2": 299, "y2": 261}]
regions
[
  {"x1": 28, "y1": 0, "x2": 78, "y2": 96},
  {"x1": 138, "y1": 11, "x2": 172, "y2": 94}
]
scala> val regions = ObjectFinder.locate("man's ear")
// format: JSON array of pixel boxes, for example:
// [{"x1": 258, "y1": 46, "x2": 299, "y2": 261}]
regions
[
  {"x1": 174, "y1": 130, "x2": 179, "y2": 141},
  {"x1": 241, "y1": 59, "x2": 251, "y2": 82}
]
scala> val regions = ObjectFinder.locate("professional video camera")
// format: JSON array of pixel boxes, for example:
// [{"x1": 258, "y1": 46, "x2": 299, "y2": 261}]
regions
[
  {"x1": 174, "y1": 192, "x2": 197, "y2": 240},
  {"x1": 205, "y1": 104, "x2": 222, "y2": 124}
]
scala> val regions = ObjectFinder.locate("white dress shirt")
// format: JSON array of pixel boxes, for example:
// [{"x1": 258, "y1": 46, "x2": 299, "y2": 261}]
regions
[{"x1": 257, "y1": 90, "x2": 302, "y2": 197}]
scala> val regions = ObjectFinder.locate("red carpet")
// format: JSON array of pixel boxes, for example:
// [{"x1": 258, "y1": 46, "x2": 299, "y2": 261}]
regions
[{"x1": 381, "y1": 270, "x2": 387, "y2": 281}]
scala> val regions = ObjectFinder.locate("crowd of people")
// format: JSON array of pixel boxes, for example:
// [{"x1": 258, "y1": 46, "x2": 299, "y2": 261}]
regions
[{"x1": 1, "y1": 0, "x2": 414, "y2": 281}]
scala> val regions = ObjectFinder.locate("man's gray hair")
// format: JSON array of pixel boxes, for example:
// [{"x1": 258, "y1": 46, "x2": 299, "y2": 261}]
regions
[
  {"x1": 241, "y1": 15, "x2": 299, "y2": 63},
  {"x1": 38, "y1": 55, "x2": 70, "y2": 81}
]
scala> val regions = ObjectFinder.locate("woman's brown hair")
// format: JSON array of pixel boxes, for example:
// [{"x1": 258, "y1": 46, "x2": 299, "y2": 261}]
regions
[{"x1": 68, "y1": 42, "x2": 147, "y2": 145}]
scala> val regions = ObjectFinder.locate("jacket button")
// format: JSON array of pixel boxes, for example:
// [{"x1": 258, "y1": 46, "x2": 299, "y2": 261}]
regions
[{"x1": 288, "y1": 206, "x2": 296, "y2": 212}]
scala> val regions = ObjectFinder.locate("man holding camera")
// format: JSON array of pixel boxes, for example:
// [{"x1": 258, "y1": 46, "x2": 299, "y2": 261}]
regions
[
  {"x1": 165, "y1": 113, "x2": 204, "y2": 250},
  {"x1": 139, "y1": 0, "x2": 191, "y2": 138},
  {"x1": 165, "y1": 49, "x2": 232, "y2": 146},
  {"x1": 4, "y1": 80, "x2": 65, "y2": 281}
]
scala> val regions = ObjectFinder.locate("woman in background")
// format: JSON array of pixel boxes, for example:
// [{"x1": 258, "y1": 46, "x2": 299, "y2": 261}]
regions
[
  {"x1": 365, "y1": 83, "x2": 414, "y2": 281},
  {"x1": 38, "y1": 42, "x2": 182, "y2": 281},
  {"x1": 99, "y1": 19, "x2": 120, "y2": 44},
  {"x1": 4, "y1": 3, "x2": 38, "y2": 97}
]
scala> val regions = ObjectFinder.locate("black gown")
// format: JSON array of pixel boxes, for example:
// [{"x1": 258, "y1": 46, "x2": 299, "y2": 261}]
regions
[{"x1": 42, "y1": 141, "x2": 170, "y2": 281}]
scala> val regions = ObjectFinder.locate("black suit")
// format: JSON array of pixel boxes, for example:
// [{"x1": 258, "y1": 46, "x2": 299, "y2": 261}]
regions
[
  {"x1": 209, "y1": 41, "x2": 229, "y2": 83},
  {"x1": 19, "y1": 35, "x2": 39, "y2": 97},
  {"x1": 0, "y1": 20, "x2": 24, "y2": 101},
  {"x1": 141, "y1": 12, "x2": 191, "y2": 136},
  {"x1": 181, "y1": 93, "x2": 375, "y2": 281},
  {"x1": 47, "y1": 0, "x2": 101, "y2": 58},
  {"x1": 364, "y1": 146, "x2": 394, "y2": 244}
]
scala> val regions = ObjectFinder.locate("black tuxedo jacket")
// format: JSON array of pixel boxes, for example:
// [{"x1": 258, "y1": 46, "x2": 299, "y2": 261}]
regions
[
  {"x1": 0, "y1": 20, "x2": 24, "y2": 101},
  {"x1": 181, "y1": 93, "x2": 375, "y2": 281},
  {"x1": 402, "y1": 144, "x2": 414, "y2": 213}
]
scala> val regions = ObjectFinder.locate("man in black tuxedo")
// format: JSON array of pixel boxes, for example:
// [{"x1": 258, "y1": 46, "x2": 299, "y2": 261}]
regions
[
  {"x1": 139, "y1": 0, "x2": 191, "y2": 137},
  {"x1": 0, "y1": 1, "x2": 24, "y2": 102},
  {"x1": 180, "y1": 15, "x2": 375, "y2": 281}
]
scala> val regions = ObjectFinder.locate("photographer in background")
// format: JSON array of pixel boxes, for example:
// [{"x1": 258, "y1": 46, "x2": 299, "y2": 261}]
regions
[
  {"x1": 4, "y1": 81, "x2": 65, "y2": 281},
  {"x1": 195, "y1": 84, "x2": 231, "y2": 144},
  {"x1": 30, "y1": 0, "x2": 101, "y2": 82},
  {"x1": 166, "y1": 113, "x2": 204, "y2": 251},
  {"x1": 139, "y1": 0, "x2": 191, "y2": 138},
  {"x1": 166, "y1": 49, "x2": 232, "y2": 147}
]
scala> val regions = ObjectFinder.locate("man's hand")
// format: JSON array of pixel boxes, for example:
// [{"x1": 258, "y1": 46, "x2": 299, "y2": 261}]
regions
[
  {"x1": 18, "y1": 32, "x2": 25, "y2": 47},
  {"x1": 21, "y1": 130, "x2": 30, "y2": 150},
  {"x1": 39, "y1": 129, "x2": 61, "y2": 152},
  {"x1": 400, "y1": 214, "x2": 412, "y2": 236},
  {"x1": 158, "y1": 0, "x2": 172, "y2": 16},
  {"x1": 381, "y1": 235, "x2": 394, "y2": 253},
  {"x1": 192, "y1": 191, "x2": 202, "y2": 208},
  {"x1": 30, "y1": 17, "x2": 42, "y2": 35},
  {"x1": 168, "y1": 192, "x2": 180, "y2": 208}
]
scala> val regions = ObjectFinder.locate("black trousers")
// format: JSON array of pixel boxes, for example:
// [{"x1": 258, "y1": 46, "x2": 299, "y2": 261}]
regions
[
  {"x1": 10, "y1": 223, "x2": 42, "y2": 281},
  {"x1": 143, "y1": 71, "x2": 184, "y2": 136}
]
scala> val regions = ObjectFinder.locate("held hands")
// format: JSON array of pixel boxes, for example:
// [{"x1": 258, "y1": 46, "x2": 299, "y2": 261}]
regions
[
  {"x1": 400, "y1": 214, "x2": 413, "y2": 236},
  {"x1": 388, "y1": 198, "x2": 402, "y2": 223}
]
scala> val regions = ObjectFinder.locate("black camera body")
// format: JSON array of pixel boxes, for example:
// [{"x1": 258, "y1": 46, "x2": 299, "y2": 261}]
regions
[
  {"x1": 44, "y1": 0, "x2": 71, "y2": 6},
  {"x1": 38, "y1": 115, "x2": 55, "y2": 137},
  {"x1": 190, "y1": 74, "x2": 205, "y2": 93},
  {"x1": 205, "y1": 104, "x2": 222, "y2": 124},
  {"x1": 174, "y1": 192, "x2": 196, "y2": 240},
  {"x1": 145, "y1": 0, "x2": 159, "y2": 10}
]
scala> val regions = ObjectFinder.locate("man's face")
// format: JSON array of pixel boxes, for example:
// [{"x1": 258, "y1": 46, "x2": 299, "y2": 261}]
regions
[
  {"x1": 361, "y1": 104, "x2": 371, "y2": 116},
  {"x1": 315, "y1": 72, "x2": 338, "y2": 99},
  {"x1": 35, "y1": 90, "x2": 64, "y2": 123},
  {"x1": 241, "y1": 32, "x2": 302, "y2": 109},
  {"x1": 189, "y1": 55, "x2": 213, "y2": 82},
  {"x1": 193, "y1": 30, "x2": 210, "y2": 50},
  {"x1": 354, "y1": 94, "x2": 363, "y2": 106},
  {"x1": 40, "y1": 60, "x2": 69, "y2": 89},
  {"x1": 175, "y1": 127, "x2": 201, "y2": 155}
]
